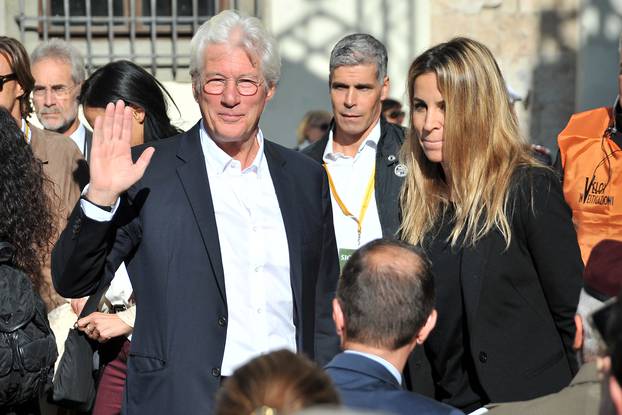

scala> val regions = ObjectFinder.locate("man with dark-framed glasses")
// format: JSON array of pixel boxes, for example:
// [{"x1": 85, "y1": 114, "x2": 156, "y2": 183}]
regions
[{"x1": 52, "y1": 10, "x2": 340, "y2": 414}]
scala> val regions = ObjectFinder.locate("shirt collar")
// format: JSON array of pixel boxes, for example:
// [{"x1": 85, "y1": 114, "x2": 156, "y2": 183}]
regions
[
  {"x1": 323, "y1": 119, "x2": 381, "y2": 162},
  {"x1": 70, "y1": 122, "x2": 86, "y2": 143},
  {"x1": 344, "y1": 350, "x2": 402, "y2": 384},
  {"x1": 199, "y1": 120, "x2": 265, "y2": 174},
  {"x1": 21, "y1": 119, "x2": 32, "y2": 144}
]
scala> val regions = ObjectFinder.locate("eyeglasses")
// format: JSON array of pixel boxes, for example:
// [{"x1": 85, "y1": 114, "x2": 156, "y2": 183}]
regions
[
  {"x1": 0, "y1": 73, "x2": 17, "y2": 92},
  {"x1": 203, "y1": 77, "x2": 263, "y2": 96},
  {"x1": 32, "y1": 84, "x2": 76, "y2": 99}
]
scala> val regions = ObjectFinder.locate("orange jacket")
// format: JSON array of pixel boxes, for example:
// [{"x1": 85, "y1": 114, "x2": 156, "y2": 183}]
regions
[{"x1": 558, "y1": 107, "x2": 622, "y2": 264}]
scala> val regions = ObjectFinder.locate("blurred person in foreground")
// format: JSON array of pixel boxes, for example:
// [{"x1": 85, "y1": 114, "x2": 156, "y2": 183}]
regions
[
  {"x1": 0, "y1": 106, "x2": 56, "y2": 414},
  {"x1": 325, "y1": 238, "x2": 463, "y2": 415},
  {"x1": 215, "y1": 349, "x2": 340, "y2": 415},
  {"x1": 488, "y1": 238, "x2": 622, "y2": 414},
  {"x1": 71, "y1": 59, "x2": 181, "y2": 415},
  {"x1": 399, "y1": 37, "x2": 583, "y2": 411},
  {"x1": 295, "y1": 110, "x2": 332, "y2": 151}
]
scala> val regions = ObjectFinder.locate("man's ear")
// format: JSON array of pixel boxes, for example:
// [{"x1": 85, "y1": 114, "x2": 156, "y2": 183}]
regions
[
  {"x1": 415, "y1": 309, "x2": 437, "y2": 345},
  {"x1": 380, "y1": 76, "x2": 389, "y2": 101},
  {"x1": 573, "y1": 314, "x2": 583, "y2": 351},
  {"x1": 265, "y1": 84, "x2": 276, "y2": 102},
  {"x1": 332, "y1": 298, "x2": 345, "y2": 340}
]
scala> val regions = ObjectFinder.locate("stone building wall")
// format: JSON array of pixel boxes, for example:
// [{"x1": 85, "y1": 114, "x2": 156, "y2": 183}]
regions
[{"x1": 429, "y1": 0, "x2": 580, "y2": 150}]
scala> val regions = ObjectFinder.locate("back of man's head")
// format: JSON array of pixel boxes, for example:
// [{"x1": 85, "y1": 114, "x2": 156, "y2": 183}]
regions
[
  {"x1": 329, "y1": 33, "x2": 387, "y2": 83},
  {"x1": 336, "y1": 239, "x2": 434, "y2": 350},
  {"x1": 0, "y1": 36, "x2": 34, "y2": 118}
]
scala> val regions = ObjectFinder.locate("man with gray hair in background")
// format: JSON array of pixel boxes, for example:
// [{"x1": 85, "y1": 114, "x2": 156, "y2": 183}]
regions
[
  {"x1": 31, "y1": 38, "x2": 92, "y2": 159},
  {"x1": 303, "y1": 33, "x2": 431, "y2": 396},
  {"x1": 52, "y1": 10, "x2": 339, "y2": 414}
]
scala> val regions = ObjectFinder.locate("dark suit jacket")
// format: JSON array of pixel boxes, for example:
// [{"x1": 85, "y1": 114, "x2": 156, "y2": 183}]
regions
[
  {"x1": 325, "y1": 352, "x2": 464, "y2": 415},
  {"x1": 302, "y1": 116, "x2": 404, "y2": 238},
  {"x1": 51, "y1": 123, "x2": 340, "y2": 414},
  {"x1": 426, "y1": 167, "x2": 583, "y2": 404},
  {"x1": 302, "y1": 118, "x2": 434, "y2": 396}
]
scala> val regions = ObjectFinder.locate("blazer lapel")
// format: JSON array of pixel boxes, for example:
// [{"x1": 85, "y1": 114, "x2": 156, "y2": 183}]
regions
[
  {"x1": 460, "y1": 234, "x2": 494, "y2": 329},
  {"x1": 175, "y1": 123, "x2": 227, "y2": 303},
  {"x1": 264, "y1": 141, "x2": 303, "y2": 335}
]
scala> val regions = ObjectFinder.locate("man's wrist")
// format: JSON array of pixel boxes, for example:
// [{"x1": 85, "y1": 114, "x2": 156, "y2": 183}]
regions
[{"x1": 85, "y1": 188, "x2": 119, "y2": 207}]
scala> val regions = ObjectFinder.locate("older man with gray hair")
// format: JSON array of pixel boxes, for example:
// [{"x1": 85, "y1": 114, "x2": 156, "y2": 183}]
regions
[
  {"x1": 52, "y1": 10, "x2": 339, "y2": 414},
  {"x1": 30, "y1": 39, "x2": 91, "y2": 159}
]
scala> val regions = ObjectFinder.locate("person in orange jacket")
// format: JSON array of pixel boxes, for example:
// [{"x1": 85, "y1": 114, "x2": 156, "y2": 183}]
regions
[{"x1": 555, "y1": 36, "x2": 622, "y2": 264}]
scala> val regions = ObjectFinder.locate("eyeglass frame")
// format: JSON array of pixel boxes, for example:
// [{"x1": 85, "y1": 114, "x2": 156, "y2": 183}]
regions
[
  {"x1": 32, "y1": 83, "x2": 78, "y2": 99},
  {"x1": 202, "y1": 76, "x2": 265, "y2": 96},
  {"x1": 0, "y1": 73, "x2": 17, "y2": 92}
]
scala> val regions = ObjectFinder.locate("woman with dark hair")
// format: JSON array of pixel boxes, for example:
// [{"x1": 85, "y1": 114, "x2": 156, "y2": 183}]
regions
[
  {"x1": 0, "y1": 107, "x2": 55, "y2": 414},
  {"x1": 400, "y1": 38, "x2": 583, "y2": 411},
  {"x1": 74, "y1": 60, "x2": 181, "y2": 415},
  {"x1": 80, "y1": 59, "x2": 181, "y2": 144},
  {"x1": 0, "y1": 107, "x2": 54, "y2": 295}
]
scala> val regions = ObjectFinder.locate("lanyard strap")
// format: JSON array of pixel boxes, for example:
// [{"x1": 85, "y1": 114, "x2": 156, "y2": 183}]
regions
[{"x1": 323, "y1": 163, "x2": 376, "y2": 245}]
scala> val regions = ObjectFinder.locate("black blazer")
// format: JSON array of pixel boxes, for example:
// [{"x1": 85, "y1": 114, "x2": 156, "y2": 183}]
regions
[
  {"x1": 426, "y1": 167, "x2": 583, "y2": 403},
  {"x1": 326, "y1": 352, "x2": 464, "y2": 415},
  {"x1": 302, "y1": 116, "x2": 405, "y2": 238},
  {"x1": 51, "y1": 123, "x2": 340, "y2": 414}
]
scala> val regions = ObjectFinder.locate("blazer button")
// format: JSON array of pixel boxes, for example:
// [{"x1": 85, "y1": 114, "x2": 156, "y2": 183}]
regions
[
  {"x1": 479, "y1": 351, "x2": 487, "y2": 363},
  {"x1": 218, "y1": 316, "x2": 227, "y2": 327},
  {"x1": 211, "y1": 367, "x2": 221, "y2": 377}
]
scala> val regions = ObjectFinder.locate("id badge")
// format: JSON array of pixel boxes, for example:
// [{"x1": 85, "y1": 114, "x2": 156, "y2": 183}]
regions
[{"x1": 338, "y1": 248, "x2": 356, "y2": 272}]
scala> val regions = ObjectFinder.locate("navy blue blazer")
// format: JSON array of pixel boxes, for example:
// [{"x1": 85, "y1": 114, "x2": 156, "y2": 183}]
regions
[
  {"x1": 51, "y1": 122, "x2": 340, "y2": 414},
  {"x1": 326, "y1": 352, "x2": 464, "y2": 415}
]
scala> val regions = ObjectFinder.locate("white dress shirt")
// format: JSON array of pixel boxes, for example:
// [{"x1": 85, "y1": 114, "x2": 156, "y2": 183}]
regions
[
  {"x1": 199, "y1": 123, "x2": 295, "y2": 375},
  {"x1": 69, "y1": 123, "x2": 87, "y2": 156},
  {"x1": 81, "y1": 125, "x2": 296, "y2": 376},
  {"x1": 323, "y1": 121, "x2": 383, "y2": 251}
]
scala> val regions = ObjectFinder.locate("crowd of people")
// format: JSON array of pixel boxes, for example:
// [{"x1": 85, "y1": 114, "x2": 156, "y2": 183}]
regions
[{"x1": 1, "y1": 8, "x2": 622, "y2": 415}]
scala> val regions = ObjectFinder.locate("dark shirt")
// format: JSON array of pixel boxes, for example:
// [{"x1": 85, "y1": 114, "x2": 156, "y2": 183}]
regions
[{"x1": 424, "y1": 209, "x2": 486, "y2": 412}]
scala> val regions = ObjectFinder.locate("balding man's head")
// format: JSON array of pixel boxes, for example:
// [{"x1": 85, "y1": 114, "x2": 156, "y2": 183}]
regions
[{"x1": 335, "y1": 239, "x2": 435, "y2": 350}]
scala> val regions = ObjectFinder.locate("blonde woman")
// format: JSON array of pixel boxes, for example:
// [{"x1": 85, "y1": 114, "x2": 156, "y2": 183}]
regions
[{"x1": 400, "y1": 38, "x2": 583, "y2": 411}]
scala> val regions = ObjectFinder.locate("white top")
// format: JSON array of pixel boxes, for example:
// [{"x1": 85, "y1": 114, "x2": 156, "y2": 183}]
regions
[
  {"x1": 69, "y1": 123, "x2": 87, "y2": 156},
  {"x1": 344, "y1": 349, "x2": 402, "y2": 384},
  {"x1": 323, "y1": 121, "x2": 383, "y2": 251},
  {"x1": 80, "y1": 124, "x2": 296, "y2": 376},
  {"x1": 200, "y1": 122, "x2": 295, "y2": 375}
]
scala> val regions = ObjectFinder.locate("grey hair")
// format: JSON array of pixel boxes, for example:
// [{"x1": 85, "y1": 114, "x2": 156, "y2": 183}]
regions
[
  {"x1": 577, "y1": 289, "x2": 606, "y2": 363},
  {"x1": 189, "y1": 10, "x2": 280, "y2": 94},
  {"x1": 30, "y1": 38, "x2": 85, "y2": 84},
  {"x1": 329, "y1": 33, "x2": 387, "y2": 82}
]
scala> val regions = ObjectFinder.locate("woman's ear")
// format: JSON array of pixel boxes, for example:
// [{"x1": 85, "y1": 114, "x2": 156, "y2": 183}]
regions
[{"x1": 132, "y1": 107, "x2": 146, "y2": 124}]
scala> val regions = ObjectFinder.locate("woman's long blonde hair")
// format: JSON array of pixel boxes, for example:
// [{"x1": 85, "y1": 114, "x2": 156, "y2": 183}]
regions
[{"x1": 400, "y1": 37, "x2": 540, "y2": 248}]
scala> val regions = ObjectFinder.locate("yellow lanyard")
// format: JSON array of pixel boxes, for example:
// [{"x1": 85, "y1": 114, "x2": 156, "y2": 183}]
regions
[{"x1": 323, "y1": 163, "x2": 376, "y2": 246}]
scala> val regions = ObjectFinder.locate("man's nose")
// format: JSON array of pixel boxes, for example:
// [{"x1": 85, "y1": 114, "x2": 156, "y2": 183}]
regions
[
  {"x1": 44, "y1": 88, "x2": 55, "y2": 106},
  {"x1": 344, "y1": 88, "x2": 356, "y2": 108},
  {"x1": 220, "y1": 80, "x2": 240, "y2": 107}
]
